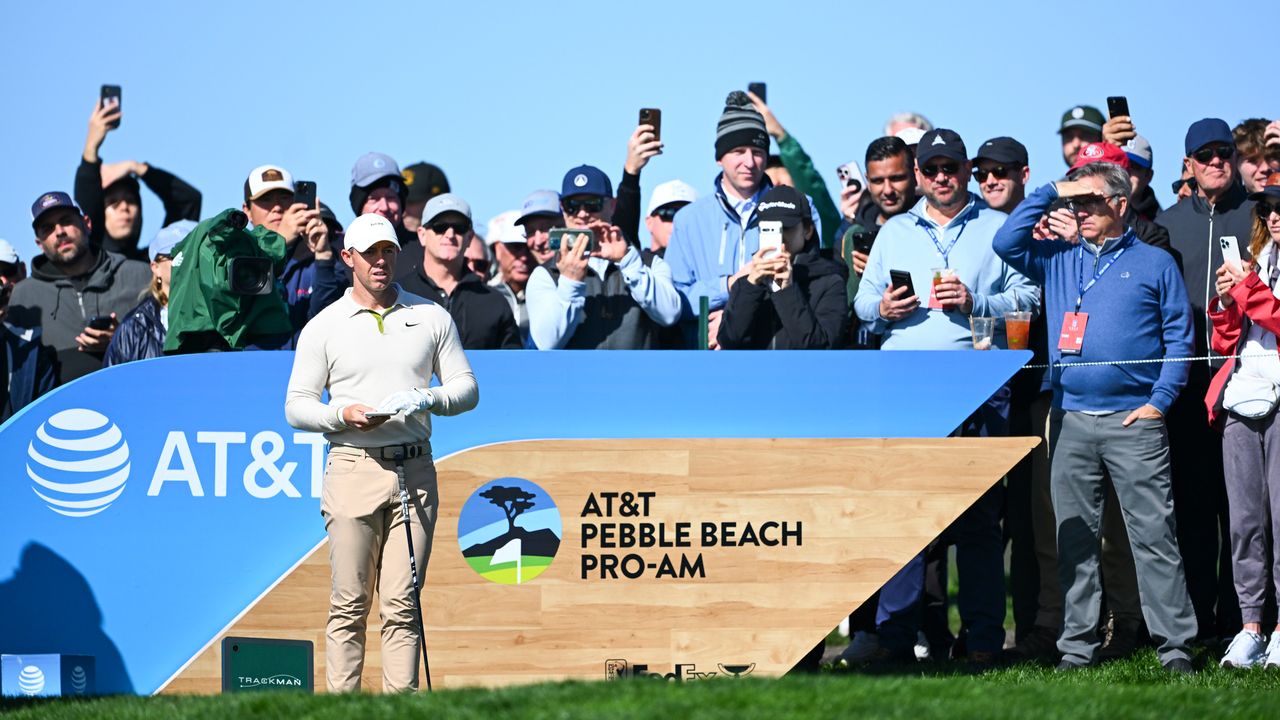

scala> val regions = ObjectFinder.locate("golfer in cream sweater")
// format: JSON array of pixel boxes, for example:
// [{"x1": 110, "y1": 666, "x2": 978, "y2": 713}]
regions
[{"x1": 285, "y1": 213, "x2": 478, "y2": 693}]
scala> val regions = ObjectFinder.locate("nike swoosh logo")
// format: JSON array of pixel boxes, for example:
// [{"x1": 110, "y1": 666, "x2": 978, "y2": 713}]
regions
[{"x1": 405, "y1": 322, "x2": 420, "y2": 327}]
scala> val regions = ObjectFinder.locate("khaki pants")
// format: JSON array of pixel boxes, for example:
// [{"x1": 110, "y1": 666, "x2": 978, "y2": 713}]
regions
[{"x1": 321, "y1": 445, "x2": 438, "y2": 693}]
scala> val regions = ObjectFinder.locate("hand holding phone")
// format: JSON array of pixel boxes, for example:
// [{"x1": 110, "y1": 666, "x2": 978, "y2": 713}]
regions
[
  {"x1": 836, "y1": 161, "x2": 865, "y2": 194},
  {"x1": 362, "y1": 411, "x2": 395, "y2": 420},
  {"x1": 759, "y1": 220, "x2": 783, "y2": 259},
  {"x1": 1219, "y1": 235, "x2": 1243, "y2": 272},
  {"x1": 638, "y1": 108, "x2": 662, "y2": 143},
  {"x1": 100, "y1": 85, "x2": 122, "y2": 128},
  {"x1": 293, "y1": 181, "x2": 317, "y2": 209},
  {"x1": 747, "y1": 82, "x2": 767, "y2": 104},
  {"x1": 1106, "y1": 96, "x2": 1130, "y2": 120}
]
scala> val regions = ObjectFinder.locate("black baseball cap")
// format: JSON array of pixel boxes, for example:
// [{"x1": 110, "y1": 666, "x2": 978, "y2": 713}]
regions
[
  {"x1": 403, "y1": 162, "x2": 450, "y2": 204},
  {"x1": 915, "y1": 129, "x2": 968, "y2": 166},
  {"x1": 972, "y1": 137, "x2": 1028, "y2": 166},
  {"x1": 757, "y1": 186, "x2": 811, "y2": 228}
]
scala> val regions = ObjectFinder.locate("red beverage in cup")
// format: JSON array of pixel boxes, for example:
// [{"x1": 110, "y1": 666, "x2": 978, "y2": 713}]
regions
[{"x1": 1005, "y1": 311, "x2": 1031, "y2": 350}]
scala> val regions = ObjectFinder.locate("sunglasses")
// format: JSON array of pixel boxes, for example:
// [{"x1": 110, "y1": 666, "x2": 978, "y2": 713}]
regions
[
  {"x1": 973, "y1": 165, "x2": 1021, "y2": 182},
  {"x1": 0, "y1": 261, "x2": 19, "y2": 279},
  {"x1": 1256, "y1": 201, "x2": 1280, "y2": 218},
  {"x1": 1070, "y1": 194, "x2": 1118, "y2": 213},
  {"x1": 1172, "y1": 177, "x2": 1199, "y2": 194},
  {"x1": 428, "y1": 220, "x2": 471, "y2": 235},
  {"x1": 651, "y1": 204, "x2": 686, "y2": 222},
  {"x1": 920, "y1": 162, "x2": 960, "y2": 179},
  {"x1": 1192, "y1": 145, "x2": 1234, "y2": 164},
  {"x1": 563, "y1": 198, "x2": 605, "y2": 214},
  {"x1": 467, "y1": 258, "x2": 491, "y2": 275}
]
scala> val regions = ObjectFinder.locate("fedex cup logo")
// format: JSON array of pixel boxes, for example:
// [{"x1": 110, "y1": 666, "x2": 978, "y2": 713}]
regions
[{"x1": 28, "y1": 409, "x2": 130, "y2": 518}]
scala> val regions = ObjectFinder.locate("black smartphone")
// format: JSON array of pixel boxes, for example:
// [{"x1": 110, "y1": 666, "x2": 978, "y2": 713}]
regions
[
  {"x1": 100, "y1": 84, "x2": 122, "y2": 128},
  {"x1": 639, "y1": 108, "x2": 662, "y2": 143},
  {"x1": 747, "y1": 82, "x2": 766, "y2": 104},
  {"x1": 88, "y1": 315, "x2": 114, "y2": 331},
  {"x1": 548, "y1": 228, "x2": 596, "y2": 255},
  {"x1": 1106, "y1": 96, "x2": 1129, "y2": 120},
  {"x1": 889, "y1": 269, "x2": 915, "y2": 298},
  {"x1": 852, "y1": 230, "x2": 876, "y2": 255},
  {"x1": 293, "y1": 180, "x2": 317, "y2": 209}
]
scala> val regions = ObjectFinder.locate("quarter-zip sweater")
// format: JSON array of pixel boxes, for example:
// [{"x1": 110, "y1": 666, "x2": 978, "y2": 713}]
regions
[{"x1": 995, "y1": 183, "x2": 1194, "y2": 414}]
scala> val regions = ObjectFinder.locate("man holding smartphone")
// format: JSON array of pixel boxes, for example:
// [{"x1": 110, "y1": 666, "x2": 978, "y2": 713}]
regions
[
  {"x1": 285, "y1": 213, "x2": 478, "y2": 692},
  {"x1": 852, "y1": 129, "x2": 1038, "y2": 667},
  {"x1": 240, "y1": 165, "x2": 327, "y2": 335},
  {"x1": 7, "y1": 192, "x2": 150, "y2": 384},
  {"x1": 525, "y1": 165, "x2": 681, "y2": 349}
]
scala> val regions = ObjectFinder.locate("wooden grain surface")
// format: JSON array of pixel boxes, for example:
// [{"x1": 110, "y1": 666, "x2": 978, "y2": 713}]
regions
[{"x1": 161, "y1": 437, "x2": 1036, "y2": 693}]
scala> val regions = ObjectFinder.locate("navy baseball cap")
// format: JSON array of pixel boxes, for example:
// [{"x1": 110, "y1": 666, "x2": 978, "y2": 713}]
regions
[
  {"x1": 1184, "y1": 118, "x2": 1234, "y2": 156},
  {"x1": 972, "y1": 137, "x2": 1028, "y2": 166},
  {"x1": 561, "y1": 165, "x2": 613, "y2": 198},
  {"x1": 915, "y1": 129, "x2": 968, "y2": 166},
  {"x1": 30, "y1": 191, "x2": 80, "y2": 230}
]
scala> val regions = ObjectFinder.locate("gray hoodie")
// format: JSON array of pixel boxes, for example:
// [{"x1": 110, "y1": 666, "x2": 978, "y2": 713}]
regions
[{"x1": 8, "y1": 249, "x2": 151, "y2": 384}]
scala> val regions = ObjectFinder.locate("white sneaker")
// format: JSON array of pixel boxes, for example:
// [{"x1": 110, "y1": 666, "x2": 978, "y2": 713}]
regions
[
  {"x1": 914, "y1": 631, "x2": 932, "y2": 661},
  {"x1": 1265, "y1": 631, "x2": 1280, "y2": 668},
  {"x1": 1220, "y1": 629, "x2": 1266, "y2": 668},
  {"x1": 838, "y1": 630, "x2": 880, "y2": 664}
]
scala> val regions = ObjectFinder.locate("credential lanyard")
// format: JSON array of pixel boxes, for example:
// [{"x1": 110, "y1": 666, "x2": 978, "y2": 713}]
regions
[
  {"x1": 921, "y1": 214, "x2": 970, "y2": 268},
  {"x1": 1075, "y1": 243, "x2": 1128, "y2": 313}
]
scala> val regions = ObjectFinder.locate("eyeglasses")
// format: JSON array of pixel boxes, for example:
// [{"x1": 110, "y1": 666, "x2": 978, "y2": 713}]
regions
[
  {"x1": 428, "y1": 220, "x2": 471, "y2": 235},
  {"x1": 1172, "y1": 177, "x2": 1199, "y2": 194},
  {"x1": 920, "y1": 162, "x2": 960, "y2": 179},
  {"x1": 651, "y1": 204, "x2": 686, "y2": 222},
  {"x1": 867, "y1": 173, "x2": 912, "y2": 185},
  {"x1": 1192, "y1": 145, "x2": 1234, "y2": 164},
  {"x1": 563, "y1": 198, "x2": 605, "y2": 215},
  {"x1": 973, "y1": 165, "x2": 1021, "y2": 182},
  {"x1": 1070, "y1": 194, "x2": 1119, "y2": 213},
  {"x1": 1256, "y1": 201, "x2": 1280, "y2": 218},
  {"x1": 467, "y1": 258, "x2": 491, "y2": 275}
]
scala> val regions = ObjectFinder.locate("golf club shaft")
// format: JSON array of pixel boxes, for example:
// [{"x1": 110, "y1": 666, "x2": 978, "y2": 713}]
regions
[{"x1": 396, "y1": 461, "x2": 433, "y2": 692}]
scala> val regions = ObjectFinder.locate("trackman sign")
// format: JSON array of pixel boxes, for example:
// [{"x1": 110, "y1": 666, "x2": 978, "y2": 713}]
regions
[{"x1": 26, "y1": 407, "x2": 326, "y2": 518}]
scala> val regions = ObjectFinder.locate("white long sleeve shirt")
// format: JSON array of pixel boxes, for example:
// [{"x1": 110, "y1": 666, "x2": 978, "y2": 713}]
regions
[{"x1": 284, "y1": 285, "x2": 478, "y2": 447}]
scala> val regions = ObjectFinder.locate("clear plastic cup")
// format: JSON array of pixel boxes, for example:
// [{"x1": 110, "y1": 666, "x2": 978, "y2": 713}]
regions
[
  {"x1": 970, "y1": 316, "x2": 995, "y2": 350},
  {"x1": 1005, "y1": 311, "x2": 1032, "y2": 351}
]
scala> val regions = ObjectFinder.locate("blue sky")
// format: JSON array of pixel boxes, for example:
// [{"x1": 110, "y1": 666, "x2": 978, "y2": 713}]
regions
[{"x1": 1, "y1": 1, "x2": 1271, "y2": 264}]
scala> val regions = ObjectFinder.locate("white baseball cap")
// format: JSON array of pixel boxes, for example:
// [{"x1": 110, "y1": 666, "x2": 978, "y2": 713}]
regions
[
  {"x1": 245, "y1": 164, "x2": 295, "y2": 201},
  {"x1": 0, "y1": 239, "x2": 18, "y2": 264},
  {"x1": 486, "y1": 210, "x2": 522, "y2": 246},
  {"x1": 894, "y1": 127, "x2": 926, "y2": 146},
  {"x1": 647, "y1": 180, "x2": 698, "y2": 216},
  {"x1": 344, "y1": 214, "x2": 400, "y2": 253}
]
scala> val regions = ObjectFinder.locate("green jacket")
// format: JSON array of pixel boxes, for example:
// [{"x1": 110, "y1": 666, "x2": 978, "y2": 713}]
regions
[
  {"x1": 164, "y1": 209, "x2": 293, "y2": 352},
  {"x1": 778, "y1": 133, "x2": 841, "y2": 250}
]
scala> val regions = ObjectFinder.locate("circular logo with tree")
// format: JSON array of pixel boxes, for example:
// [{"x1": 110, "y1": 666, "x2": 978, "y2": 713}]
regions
[{"x1": 457, "y1": 478, "x2": 562, "y2": 585}]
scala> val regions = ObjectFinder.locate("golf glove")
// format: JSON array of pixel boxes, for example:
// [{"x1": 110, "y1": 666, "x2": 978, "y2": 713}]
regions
[{"x1": 376, "y1": 387, "x2": 434, "y2": 416}]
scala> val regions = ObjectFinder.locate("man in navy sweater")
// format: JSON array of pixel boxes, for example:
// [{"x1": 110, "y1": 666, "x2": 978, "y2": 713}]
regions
[{"x1": 994, "y1": 160, "x2": 1198, "y2": 674}]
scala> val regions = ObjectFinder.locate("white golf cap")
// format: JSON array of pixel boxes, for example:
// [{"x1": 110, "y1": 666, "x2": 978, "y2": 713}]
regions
[
  {"x1": 344, "y1": 213, "x2": 400, "y2": 253},
  {"x1": 0, "y1": 239, "x2": 18, "y2": 264},
  {"x1": 647, "y1": 180, "x2": 698, "y2": 216},
  {"x1": 486, "y1": 210, "x2": 522, "y2": 246},
  {"x1": 894, "y1": 127, "x2": 926, "y2": 146},
  {"x1": 245, "y1": 164, "x2": 295, "y2": 201}
]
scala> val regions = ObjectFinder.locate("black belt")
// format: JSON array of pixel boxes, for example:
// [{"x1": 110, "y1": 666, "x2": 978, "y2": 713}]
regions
[{"x1": 378, "y1": 444, "x2": 426, "y2": 461}]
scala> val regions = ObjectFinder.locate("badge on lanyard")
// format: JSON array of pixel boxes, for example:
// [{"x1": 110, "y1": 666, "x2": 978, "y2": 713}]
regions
[{"x1": 1058, "y1": 312, "x2": 1088, "y2": 355}]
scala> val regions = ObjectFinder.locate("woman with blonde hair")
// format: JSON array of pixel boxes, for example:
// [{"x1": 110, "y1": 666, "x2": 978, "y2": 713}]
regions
[{"x1": 104, "y1": 220, "x2": 194, "y2": 366}]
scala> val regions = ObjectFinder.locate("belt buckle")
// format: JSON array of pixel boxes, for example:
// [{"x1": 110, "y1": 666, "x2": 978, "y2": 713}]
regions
[{"x1": 381, "y1": 446, "x2": 407, "y2": 462}]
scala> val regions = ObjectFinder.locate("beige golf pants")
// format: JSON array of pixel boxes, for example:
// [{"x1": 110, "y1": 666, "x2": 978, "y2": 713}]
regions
[{"x1": 321, "y1": 445, "x2": 438, "y2": 693}]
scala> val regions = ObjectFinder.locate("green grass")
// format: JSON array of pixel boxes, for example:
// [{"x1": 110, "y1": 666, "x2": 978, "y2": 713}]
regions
[{"x1": 4, "y1": 651, "x2": 1278, "y2": 720}]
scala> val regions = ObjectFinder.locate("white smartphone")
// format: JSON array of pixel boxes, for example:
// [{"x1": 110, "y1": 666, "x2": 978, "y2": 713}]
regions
[
  {"x1": 1220, "y1": 235, "x2": 1243, "y2": 272},
  {"x1": 836, "y1": 161, "x2": 865, "y2": 194},
  {"x1": 759, "y1": 220, "x2": 783, "y2": 259}
]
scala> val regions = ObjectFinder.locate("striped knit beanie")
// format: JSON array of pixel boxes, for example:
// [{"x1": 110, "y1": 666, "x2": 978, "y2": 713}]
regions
[{"x1": 715, "y1": 91, "x2": 769, "y2": 160}]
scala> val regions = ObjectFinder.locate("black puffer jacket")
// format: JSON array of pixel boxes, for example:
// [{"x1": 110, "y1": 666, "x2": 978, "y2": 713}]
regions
[
  {"x1": 718, "y1": 241, "x2": 849, "y2": 349},
  {"x1": 103, "y1": 294, "x2": 165, "y2": 367}
]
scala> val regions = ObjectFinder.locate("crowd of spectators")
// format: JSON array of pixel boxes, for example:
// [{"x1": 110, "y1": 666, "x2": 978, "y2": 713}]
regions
[{"x1": 6, "y1": 89, "x2": 1280, "y2": 674}]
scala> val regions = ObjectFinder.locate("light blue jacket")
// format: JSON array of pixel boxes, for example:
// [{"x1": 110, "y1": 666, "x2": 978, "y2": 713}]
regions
[
  {"x1": 853, "y1": 194, "x2": 1039, "y2": 350},
  {"x1": 665, "y1": 174, "x2": 821, "y2": 318},
  {"x1": 526, "y1": 246, "x2": 682, "y2": 349}
]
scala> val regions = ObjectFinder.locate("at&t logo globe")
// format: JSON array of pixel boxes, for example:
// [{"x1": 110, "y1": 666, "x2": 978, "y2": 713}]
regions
[
  {"x1": 18, "y1": 665, "x2": 45, "y2": 695},
  {"x1": 28, "y1": 409, "x2": 130, "y2": 518}
]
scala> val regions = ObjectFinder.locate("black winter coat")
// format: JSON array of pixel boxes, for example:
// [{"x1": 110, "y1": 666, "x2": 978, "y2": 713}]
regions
[
  {"x1": 718, "y1": 242, "x2": 849, "y2": 349},
  {"x1": 103, "y1": 295, "x2": 165, "y2": 367}
]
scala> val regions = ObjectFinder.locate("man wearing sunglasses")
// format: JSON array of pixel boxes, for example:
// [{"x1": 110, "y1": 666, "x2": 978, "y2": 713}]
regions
[
  {"x1": 972, "y1": 137, "x2": 1030, "y2": 214},
  {"x1": 1157, "y1": 119, "x2": 1259, "y2": 645},
  {"x1": 852, "y1": 128, "x2": 1039, "y2": 666},
  {"x1": 526, "y1": 165, "x2": 681, "y2": 349},
  {"x1": 645, "y1": 180, "x2": 697, "y2": 257},
  {"x1": 995, "y1": 160, "x2": 1198, "y2": 674},
  {"x1": 398, "y1": 194, "x2": 520, "y2": 350}
]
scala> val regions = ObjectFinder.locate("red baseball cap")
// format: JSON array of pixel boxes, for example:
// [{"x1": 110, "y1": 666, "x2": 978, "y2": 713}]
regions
[{"x1": 1071, "y1": 142, "x2": 1131, "y2": 171}]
